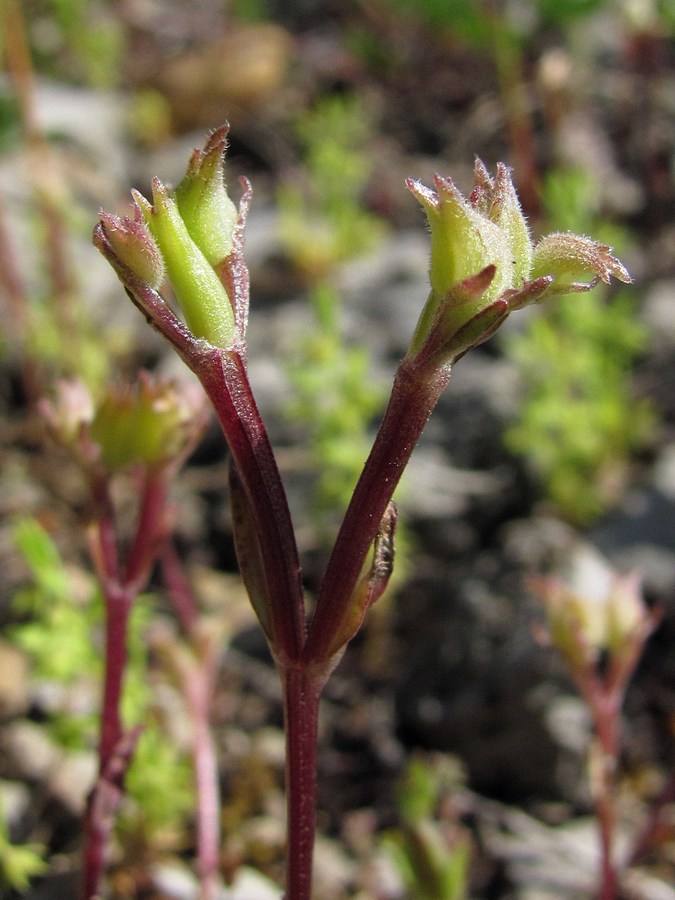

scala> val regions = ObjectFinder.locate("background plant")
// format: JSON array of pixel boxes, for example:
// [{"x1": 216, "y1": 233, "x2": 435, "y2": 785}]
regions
[
  {"x1": 532, "y1": 569, "x2": 661, "y2": 898},
  {"x1": 384, "y1": 754, "x2": 470, "y2": 900},
  {"x1": 504, "y1": 167, "x2": 654, "y2": 523},
  {"x1": 10, "y1": 514, "x2": 195, "y2": 884}
]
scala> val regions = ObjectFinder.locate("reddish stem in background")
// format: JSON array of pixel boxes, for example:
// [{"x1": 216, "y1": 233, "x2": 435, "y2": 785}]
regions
[
  {"x1": 97, "y1": 582, "x2": 133, "y2": 775},
  {"x1": 192, "y1": 688, "x2": 221, "y2": 900},
  {"x1": 161, "y1": 544, "x2": 222, "y2": 900},
  {"x1": 161, "y1": 541, "x2": 199, "y2": 635},
  {"x1": 81, "y1": 579, "x2": 134, "y2": 900},
  {"x1": 591, "y1": 688, "x2": 621, "y2": 900},
  {"x1": 81, "y1": 471, "x2": 170, "y2": 900},
  {"x1": 179, "y1": 646, "x2": 221, "y2": 900}
]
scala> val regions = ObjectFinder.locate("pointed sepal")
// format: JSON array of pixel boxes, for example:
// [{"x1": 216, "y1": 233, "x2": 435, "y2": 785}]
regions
[
  {"x1": 531, "y1": 232, "x2": 632, "y2": 296},
  {"x1": 136, "y1": 179, "x2": 236, "y2": 348},
  {"x1": 174, "y1": 123, "x2": 238, "y2": 269}
]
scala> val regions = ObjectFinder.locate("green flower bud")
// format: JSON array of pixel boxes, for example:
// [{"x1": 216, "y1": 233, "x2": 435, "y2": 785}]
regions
[
  {"x1": 408, "y1": 174, "x2": 515, "y2": 312},
  {"x1": 603, "y1": 573, "x2": 648, "y2": 658},
  {"x1": 174, "y1": 124, "x2": 238, "y2": 268},
  {"x1": 135, "y1": 179, "x2": 236, "y2": 348},
  {"x1": 98, "y1": 210, "x2": 165, "y2": 289},
  {"x1": 407, "y1": 162, "x2": 631, "y2": 369},
  {"x1": 531, "y1": 232, "x2": 631, "y2": 295},
  {"x1": 90, "y1": 374, "x2": 207, "y2": 472}
]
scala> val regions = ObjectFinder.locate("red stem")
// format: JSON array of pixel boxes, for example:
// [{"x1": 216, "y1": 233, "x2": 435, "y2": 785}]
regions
[
  {"x1": 596, "y1": 700, "x2": 620, "y2": 900},
  {"x1": 282, "y1": 667, "x2": 323, "y2": 900},
  {"x1": 304, "y1": 358, "x2": 449, "y2": 664},
  {"x1": 98, "y1": 582, "x2": 133, "y2": 772},
  {"x1": 198, "y1": 350, "x2": 306, "y2": 663},
  {"x1": 161, "y1": 541, "x2": 200, "y2": 634},
  {"x1": 81, "y1": 577, "x2": 134, "y2": 900},
  {"x1": 124, "y1": 470, "x2": 169, "y2": 589},
  {"x1": 93, "y1": 227, "x2": 306, "y2": 662}
]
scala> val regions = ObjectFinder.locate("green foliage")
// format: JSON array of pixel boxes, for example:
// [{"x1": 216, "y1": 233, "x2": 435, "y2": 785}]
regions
[
  {"x1": 0, "y1": 803, "x2": 47, "y2": 893},
  {"x1": 505, "y1": 291, "x2": 653, "y2": 523},
  {"x1": 25, "y1": 296, "x2": 112, "y2": 388},
  {"x1": 119, "y1": 727, "x2": 194, "y2": 848},
  {"x1": 230, "y1": 0, "x2": 271, "y2": 23},
  {"x1": 0, "y1": 89, "x2": 22, "y2": 154},
  {"x1": 10, "y1": 519, "x2": 194, "y2": 844},
  {"x1": 286, "y1": 283, "x2": 385, "y2": 526},
  {"x1": 504, "y1": 167, "x2": 654, "y2": 524},
  {"x1": 11, "y1": 518, "x2": 101, "y2": 747},
  {"x1": 279, "y1": 96, "x2": 389, "y2": 529},
  {"x1": 277, "y1": 94, "x2": 386, "y2": 280},
  {"x1": 385, "y1": 755, "x2": 470, "y2": 900},
  {"x1": 26, "y1": 0, "x2": 124, "y2": 88},
  {"x1": 535, "y1": 0, "x2": 607, "y2": 26}
]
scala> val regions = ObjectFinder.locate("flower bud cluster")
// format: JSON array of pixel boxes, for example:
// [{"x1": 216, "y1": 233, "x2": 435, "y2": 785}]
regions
[
  {"x1": 42, "y1": 374, "x2": 209, "y2": 474},
  {"x1": 407, "y1": 161, "x2": 631, "y2": 368},
  {"x1": 97, "y1": 125, "x2": 238, "y2": 349}
]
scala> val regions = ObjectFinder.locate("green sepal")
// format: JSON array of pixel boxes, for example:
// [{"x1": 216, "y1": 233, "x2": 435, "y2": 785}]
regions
[
  {"x1": 136, "y1": 180, "x2": 236, "y2": 348},
  {"x1": 90, "y1": 375, "x2": 200, "y2": 472},
  {"x1": 531, "y1": 232, "x2": 631, "y2": 294},
  {"x1": 174, "y1": 124, "x2": 238, "y2": 268},
  {"x1": 407, "y1": 174, "x2": 515, "y2": 315}
]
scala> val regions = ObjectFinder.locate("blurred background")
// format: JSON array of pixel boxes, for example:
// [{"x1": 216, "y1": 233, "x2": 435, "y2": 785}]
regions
[{"x1": 1, "y1": 1, "x2": 674, "y2": 897}]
